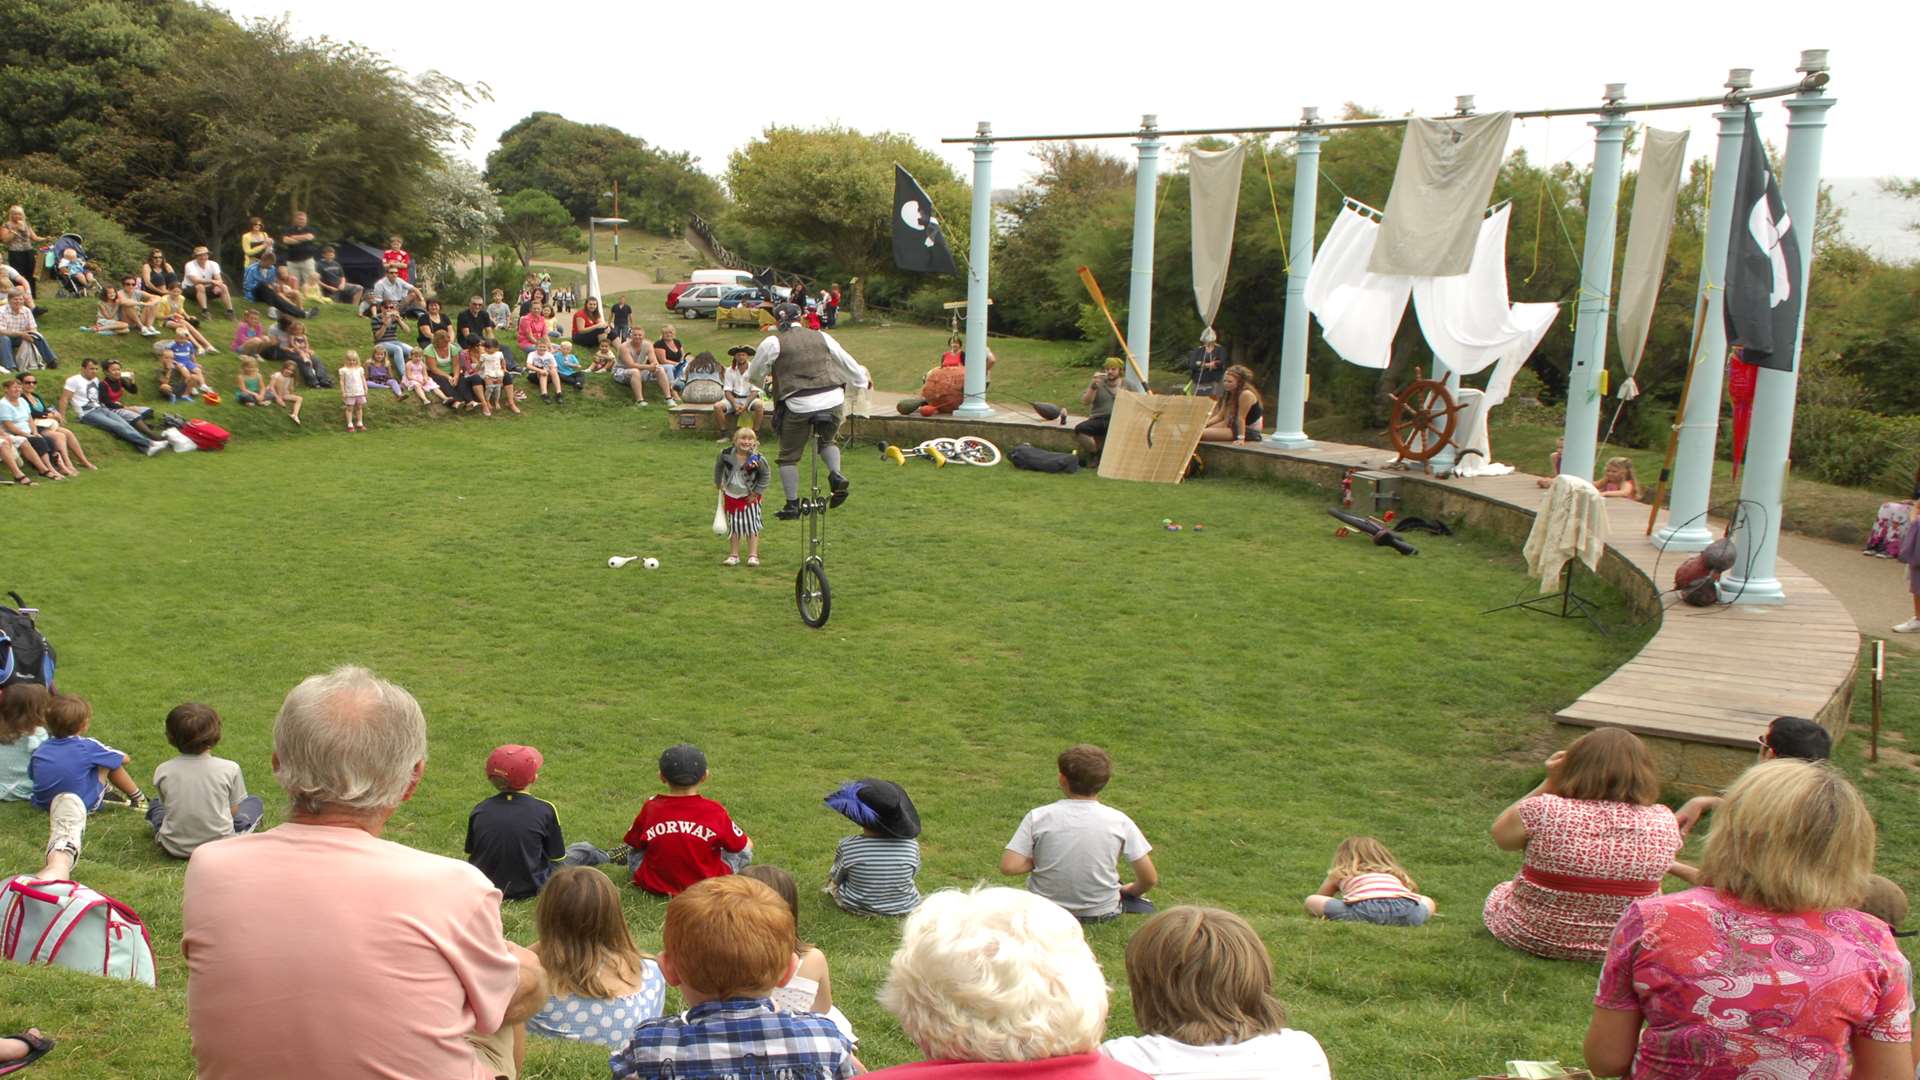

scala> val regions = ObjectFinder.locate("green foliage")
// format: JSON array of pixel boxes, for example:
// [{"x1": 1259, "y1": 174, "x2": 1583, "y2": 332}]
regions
[
  {"x1": 1791, "y1": 405, "x2": 1920, "y2": 493},
  {"x1": 723, "y1": 126, "x2": 969, "y2": 308},
  {"x1": 0, "y1": 172, "x2": 148, "y2": 275},
  {"x1": 408, "y1": 161, "x2": 502, "y2": 287},
  {"x1": 498, "y1": 189, "x2": 577, "y2": 269},
  {"x1": 483, "y1": 112, "x2": 723, "y2": 233},
  {"x1": 993, "y1": 144, "x2": 1135, "y2": 340},
  {"x1": 0, "y1": 2, "x2": 477, "y2": 268}
]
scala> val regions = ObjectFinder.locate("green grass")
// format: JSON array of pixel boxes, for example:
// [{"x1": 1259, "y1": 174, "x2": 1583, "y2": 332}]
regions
[{"x1": 7, "y1": 292, "x2": 1913, "y2": 1079}]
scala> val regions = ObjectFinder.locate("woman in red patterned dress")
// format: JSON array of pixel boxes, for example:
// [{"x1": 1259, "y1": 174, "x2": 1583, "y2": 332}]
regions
[
  {"x1": 1582, "y1": 760, "x2": 1910, "y2": 1078},
  {"x1": 1482, "y1": 728, "x2": 1682, "y2": 961}
]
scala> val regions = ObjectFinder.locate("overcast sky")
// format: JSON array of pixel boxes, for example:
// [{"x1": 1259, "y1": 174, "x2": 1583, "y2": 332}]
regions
[{"x1": 215, "y1": 0, "x2": 1906, "y2": 196}]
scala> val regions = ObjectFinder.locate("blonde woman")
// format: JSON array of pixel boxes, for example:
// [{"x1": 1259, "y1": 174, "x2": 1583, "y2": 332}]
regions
[
  {"x1": 2, "y1": 206, "x2": 42, "y2": 296},
  {"x1": 241, "y1": 216, "x2": 272, "y2": 261},
  {"x1": 1584, "y1": 760, "x2": 1911, "y2": 1079}
]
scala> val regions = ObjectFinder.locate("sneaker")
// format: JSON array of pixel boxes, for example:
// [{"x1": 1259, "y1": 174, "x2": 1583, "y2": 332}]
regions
[
  {"x1": 723, "y1": 555, "x2": 740, "y2": 566},
  {"x1": 99, "y1": 790, "x2": 135, "y2": 808},
  {"x1": 129, "y1": 791, "x2": 150, "y2": 811},
  {"x1": 635, "y1": 399, "x2": 650, "y2": 407},
  {"x1": 143, "y1": 441, "x2": 166, "y2": 457},
  {"x1": 46, "y1": 792, "x2": 86, "y2": 863},
  {"x1": 746, "y1": 556, "x2": 760, "y2": 567},
  {"x1": 1895, "y1": 618, "x2": 1920, "y2": 634},
  {"x1": 139, "y1": 326, "x2": 159, "y2": 336},
  {"x1": 775, "y1": 500, "x2": 801, "y2": 521},
  {"x1": 606, "y1": 843, "x2": 633, "y2": 866},
  {"x1": 827, "y1": 472, "x2": 850, "y2": 508}
]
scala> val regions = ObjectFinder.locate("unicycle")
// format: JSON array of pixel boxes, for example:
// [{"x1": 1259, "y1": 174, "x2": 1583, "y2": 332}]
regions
[{"x1": 794, "y1": 418, "x2": 835, "y2": 627}]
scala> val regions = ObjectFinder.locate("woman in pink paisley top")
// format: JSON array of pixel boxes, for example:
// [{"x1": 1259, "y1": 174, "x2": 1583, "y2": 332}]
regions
[
  {"x1": 1583, "y1": 759, "x2": 1911, "y2": 1078},
  {"x1": 1484, "y1": 728, "x2": 1682, "y2": 961}
]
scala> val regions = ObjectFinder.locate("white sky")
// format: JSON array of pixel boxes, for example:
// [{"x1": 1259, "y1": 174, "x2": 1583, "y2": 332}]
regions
[{"x1": 215, "y1": 0, "x2": 1909, "y2": 196}]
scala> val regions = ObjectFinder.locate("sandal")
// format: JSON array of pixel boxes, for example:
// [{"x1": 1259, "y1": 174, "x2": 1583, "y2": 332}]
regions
[
  {"x1": 723, "y1": 555, "x2": 740, "y2": 567},
  {"x1": 746, "y1": 556, "x2": 760, "y2": 567},
  {"x1": 12, "y1": 475, "x2": 34, "y2": 487},
  {"x1": 0, "y1": 1028, "x2": 54, "y2": 1075}
]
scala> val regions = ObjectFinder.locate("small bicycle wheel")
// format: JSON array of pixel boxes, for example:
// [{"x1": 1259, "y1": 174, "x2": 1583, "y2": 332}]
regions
[
  {"x1": 953, "y1": 436, "x2": 1002, "y2": 466},
  {"x1": 795, "y1": 559, "x2": 831, "y2": 628}
]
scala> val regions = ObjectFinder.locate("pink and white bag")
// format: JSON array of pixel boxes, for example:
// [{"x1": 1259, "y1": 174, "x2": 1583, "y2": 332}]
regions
[{"x1": 0, "y1": 877, "x2": 156, "y2": 986}]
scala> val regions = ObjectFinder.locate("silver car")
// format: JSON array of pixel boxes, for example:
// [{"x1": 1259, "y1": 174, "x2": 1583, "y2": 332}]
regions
[{"x1": 671, "y1": 283, "x2": 732, "y2": 318}]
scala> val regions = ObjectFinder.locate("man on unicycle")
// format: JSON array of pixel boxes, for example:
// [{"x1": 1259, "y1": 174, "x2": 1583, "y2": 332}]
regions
[{"x1": 748, "y1": 302, "x2": 872, "y2": 521}]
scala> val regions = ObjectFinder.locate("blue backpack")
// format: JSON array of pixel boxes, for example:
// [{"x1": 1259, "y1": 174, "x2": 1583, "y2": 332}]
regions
[{"x1": 0, "y1": 592, "x2": 53, "y2": 690}]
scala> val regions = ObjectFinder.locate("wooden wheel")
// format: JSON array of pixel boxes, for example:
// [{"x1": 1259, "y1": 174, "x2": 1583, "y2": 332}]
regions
[{"x1": 1388, "y1": 375, "x2": 1467, "y2": 463}]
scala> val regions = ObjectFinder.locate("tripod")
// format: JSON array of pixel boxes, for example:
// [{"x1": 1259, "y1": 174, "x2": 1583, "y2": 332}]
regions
[{"x1": 1483, "y1": 562, "x2": 1609, "y2": 634}]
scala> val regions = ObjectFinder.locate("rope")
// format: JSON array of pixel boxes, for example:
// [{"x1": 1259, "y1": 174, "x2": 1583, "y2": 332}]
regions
[
  {"x1": 1260, "y1": 140, "x2": 1290, "y2": 274},
  {"x1": 1319, "y1": 167, "x2": 1351, "y2": 202},
  {"x1": 1154, "y1": 148, "x2": 1178, "y2": 226}
]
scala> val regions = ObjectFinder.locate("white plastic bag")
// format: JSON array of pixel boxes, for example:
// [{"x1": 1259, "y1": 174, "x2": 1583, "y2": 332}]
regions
[{"x1": 164, "y1": 428, "x2": 198, "y2": 453}]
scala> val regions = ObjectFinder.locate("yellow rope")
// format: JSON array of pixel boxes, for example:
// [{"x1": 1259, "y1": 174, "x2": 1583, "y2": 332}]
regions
[{"x1": 1260, "y1": 140, "x2": 1291, "y2": 274}]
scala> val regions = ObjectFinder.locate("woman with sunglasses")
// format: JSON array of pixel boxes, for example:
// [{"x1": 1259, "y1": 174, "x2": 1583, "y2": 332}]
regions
[{"x1": 18, "y1": 374, "x2": 96, "y2": 471}]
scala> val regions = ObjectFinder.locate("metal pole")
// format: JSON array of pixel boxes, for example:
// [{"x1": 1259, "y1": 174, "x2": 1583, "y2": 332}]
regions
[
  {"x1": 1656, "y1": 80, "x2": 1752, "y2": 551},
  {"x1": 954, "y1": 122, "x2": 995, "y2": 419},
  {"x1": 1269, "y1": 113, "x2": 1323, "y2": 449},
  {"x1": 1559, "y1": 89, "x2": 1632, "y2": 482},
  {"x1": 1124, "y1": 115, "x2": 1162, "y2": 390},
  {"x1": 1871, "y1": 639, "x2": 1884, "y2": 762},
  {"x1": 1723, "y1": 52, "x2": 1835, "y2": 604},
  {"x1": 612, "y1": 180, "x2": 620, "y2": 263}
]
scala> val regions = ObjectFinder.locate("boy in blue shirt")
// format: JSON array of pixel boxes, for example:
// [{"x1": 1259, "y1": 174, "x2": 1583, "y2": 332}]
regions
[
  {"x1": 161, "y1": 327, "x2": 211, "y2": 399},
  {"x1": 465, "y1": 744, "x2": 566, "y2": 900},
  {"x1": 553, "y1": 341, "x2": 585, "y2": 393},
  {"x1": 30, "y1": 694, "x2": 147, "y2": 812}
]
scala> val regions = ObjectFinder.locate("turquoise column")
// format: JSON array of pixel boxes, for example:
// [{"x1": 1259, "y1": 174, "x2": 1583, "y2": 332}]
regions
[
  {"x1": 1268, "y1": 114, "x2": 1323, "y2": 449},
  {"x1": 1559, "y1": 95, "x2": 1632, "y2": 482},
  {"x1": 1723, "y1": 55, "x2": 1834, "y2": 604},
  {"x1": 955, "y1": 121, "x2": 994, "y2": 419},
  {"x1": 1655, "y1": 90, "x2": 1751, "y2": 551},
  {"x1": 1124, "y1": 115, "x2": 1162, "y2": 389}
]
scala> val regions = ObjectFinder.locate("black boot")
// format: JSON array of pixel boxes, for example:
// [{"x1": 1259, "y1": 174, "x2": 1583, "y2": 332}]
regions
[
  {"x1": 827, "y1": 472, "x2": 850, "y2": 508},
  {"x1": 775, "y1": 499, "x2": 801, "y2": 521}
]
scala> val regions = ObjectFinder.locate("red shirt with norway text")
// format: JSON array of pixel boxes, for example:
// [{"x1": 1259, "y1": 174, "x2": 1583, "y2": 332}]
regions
[{"x1": 621, "y1": 793, "x2": 748, "y2": 895}]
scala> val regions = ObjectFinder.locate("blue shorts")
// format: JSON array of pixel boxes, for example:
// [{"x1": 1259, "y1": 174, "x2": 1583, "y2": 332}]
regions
[{"x1": 1323, "y1": 896, "x2": 1429, "y2": 926}]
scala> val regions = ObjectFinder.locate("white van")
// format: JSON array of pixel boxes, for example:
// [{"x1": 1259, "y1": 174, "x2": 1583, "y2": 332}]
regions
[{"x1": 689, "y1": 268, "x2": 756, "y2": 288}]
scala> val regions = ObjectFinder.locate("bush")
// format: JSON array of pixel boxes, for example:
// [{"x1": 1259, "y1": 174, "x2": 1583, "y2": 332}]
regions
[
  {"x1": 1791, "y1": 404, "x2": 1920, "y2": 493},
  {"x1": 0, "y1": 173, "x2": 149, "y2": 280}
]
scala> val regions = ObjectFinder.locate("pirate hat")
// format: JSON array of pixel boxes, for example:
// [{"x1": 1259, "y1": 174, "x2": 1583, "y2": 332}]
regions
[{"x1": 823, "y1": 778, "x2": 921, "y2": 839}]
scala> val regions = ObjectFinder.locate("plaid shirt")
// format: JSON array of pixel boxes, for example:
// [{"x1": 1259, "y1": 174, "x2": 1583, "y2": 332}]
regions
[
  {"x1": 0, "y1": 305, "x2": 36, "y2": 337},
  {"x1": 609, "y1": 997, "x2": 856, "y2": 1080}
]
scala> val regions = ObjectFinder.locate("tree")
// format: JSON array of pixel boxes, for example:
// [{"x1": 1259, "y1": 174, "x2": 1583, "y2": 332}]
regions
[
  {"x1": 993, "y1": 143, "x2": 1134, "y2": 340},
  {"x1": 410, "y1": 161, "x2": 502, "y2": 288},
  {"x1": 724, "y1": 126, "x2": 969, "y2": 318},
  {"x1": 484, "y1": 113, "x2": 723, "y2": 233},
  {"x1": 497, "y1": 189, "x2": 575, "y2": 268}
]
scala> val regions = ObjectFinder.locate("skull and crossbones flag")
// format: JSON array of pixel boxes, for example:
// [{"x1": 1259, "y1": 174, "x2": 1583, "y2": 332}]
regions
[
  {"x1": 1722, "y1": 106, "x2": 1803, "y2": 372},
  {"x1": 892, "y1": 165, "x2": 958, "y2": 275}
]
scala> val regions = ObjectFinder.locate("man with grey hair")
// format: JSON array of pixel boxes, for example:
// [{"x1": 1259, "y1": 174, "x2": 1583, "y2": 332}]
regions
[{"x1": 183, "y1": 666, "x2": 546, "y2": 1080}]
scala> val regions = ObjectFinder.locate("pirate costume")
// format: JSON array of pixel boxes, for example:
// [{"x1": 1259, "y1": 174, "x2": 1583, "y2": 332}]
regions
[
  {"x1": 745, "y1": 304, "x2": 871, "y2": 520},
  {"x1": 713, "y1": 445, "x2": 771, "y2": 538}
]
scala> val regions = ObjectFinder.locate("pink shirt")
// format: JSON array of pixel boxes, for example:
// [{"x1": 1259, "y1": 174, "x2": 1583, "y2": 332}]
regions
[
  {"x1": 183, "y1": 822, "x2": 520, "y2": 1080},
  {"x1": 517, "y1": 312, "x2": 546, "y2": 350},
  {"x1": 1595, "y1": 886, "x2": 1912, "y2": 1079},
  {"x1": 869, "y1": 1053, "x2": 1149, "y2": 1079}
]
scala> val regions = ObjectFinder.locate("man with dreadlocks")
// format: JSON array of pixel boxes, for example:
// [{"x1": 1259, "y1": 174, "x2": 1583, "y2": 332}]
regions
[{"x1": 747, "y1": 302, "x2": 871, "y2": 520}]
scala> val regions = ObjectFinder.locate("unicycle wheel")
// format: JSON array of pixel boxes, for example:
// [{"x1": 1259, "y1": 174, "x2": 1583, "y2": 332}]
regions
[{"x1": 796, "y1": 559, "x2": 831, "y2": 628}]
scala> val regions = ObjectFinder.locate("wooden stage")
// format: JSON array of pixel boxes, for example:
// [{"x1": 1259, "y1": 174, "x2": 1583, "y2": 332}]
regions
[{"x1": 844, "y1": 393, "x2": 1860, "y2": 787}]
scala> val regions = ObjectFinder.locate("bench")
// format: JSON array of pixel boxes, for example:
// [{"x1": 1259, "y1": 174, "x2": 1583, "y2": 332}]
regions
[{"x1": 716, "y1": 305, "x2": 773, "y2": 329}]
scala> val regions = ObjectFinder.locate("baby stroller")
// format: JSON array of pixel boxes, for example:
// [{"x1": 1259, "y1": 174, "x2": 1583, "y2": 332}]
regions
[{"x1": 44, "y1": 233, "x2": 96, "y2": 298}]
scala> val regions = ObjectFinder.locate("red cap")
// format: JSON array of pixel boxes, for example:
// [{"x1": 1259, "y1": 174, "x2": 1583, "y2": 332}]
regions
[{"x1": 485, "y1": 745, "x2": 543, "y2": 790}]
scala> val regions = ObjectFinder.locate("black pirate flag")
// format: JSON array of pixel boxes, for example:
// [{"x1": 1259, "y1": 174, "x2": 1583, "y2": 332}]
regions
[
  {"x1": 892, "y1": 165, "x2": 958, "y2": 275},
  {"x1": 1722, "y1": 106, "x2": 1803, "y2": 371}
]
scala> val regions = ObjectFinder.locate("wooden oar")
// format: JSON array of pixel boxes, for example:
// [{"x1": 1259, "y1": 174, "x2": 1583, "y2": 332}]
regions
[{"x1": 1076, "y1": 266, "x2": 1152, "y2": 391}]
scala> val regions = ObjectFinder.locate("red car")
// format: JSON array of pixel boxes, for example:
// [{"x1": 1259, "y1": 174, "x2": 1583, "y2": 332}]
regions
[{"x1": 665, "y1": 281, "x2": 695, "y2": 311}]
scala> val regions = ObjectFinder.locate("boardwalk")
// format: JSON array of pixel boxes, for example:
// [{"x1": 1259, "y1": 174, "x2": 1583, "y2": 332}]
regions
[{"x1": 851, "y1": 395, "x2": 1861, "y2": 772}]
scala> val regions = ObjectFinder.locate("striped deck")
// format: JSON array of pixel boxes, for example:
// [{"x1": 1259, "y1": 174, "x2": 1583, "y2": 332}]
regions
[{"x1": 849, "y1": 394, "x2": 1861, "y2": 756}]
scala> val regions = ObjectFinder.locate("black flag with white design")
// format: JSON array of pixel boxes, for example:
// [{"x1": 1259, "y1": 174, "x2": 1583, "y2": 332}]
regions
[
  {"x1": 1722, "y1": 106, "x2": 1803, "y2": 371},
  {"x1": 891, "y1": 165, "x2": 958, "y2": 275}
]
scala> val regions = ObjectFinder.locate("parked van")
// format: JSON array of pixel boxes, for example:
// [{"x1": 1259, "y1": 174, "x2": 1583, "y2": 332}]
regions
[{"x1": 689, "y1": 268, "x2": 756, "y2": 288}]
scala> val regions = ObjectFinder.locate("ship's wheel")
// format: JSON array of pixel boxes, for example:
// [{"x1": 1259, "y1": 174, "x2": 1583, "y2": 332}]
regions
[{"x1": 1388, "y1": 373, "x2": 1466, "y2": 464}]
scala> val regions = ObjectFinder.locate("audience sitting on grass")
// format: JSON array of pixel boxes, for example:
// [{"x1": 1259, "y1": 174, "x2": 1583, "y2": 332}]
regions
[
  {"x1": 824, "y1": 778, "x2": 923, "y2": 917},
  {"x1": 404, "y1": 350, "x2": 452, "y2": 405},
  {"x1": 415, "y1": 297, "x2": 452, "y2": 348},
  {"x1": 61, "y1": 359, "x2": 165, "y2": 455},
  {"x1": 148, "y1": 702, "x2": 264, "y2": 859},
  {"x1": 88, "y1": 286, "x2": 131, "y2": 335},
  {"x1": 29, "y1": 693, "x2": 147, "y2": 811},
  {"x1": 487, "y1": 290, "x2": 514, "y2": 342},
  {"x1": 613, "y1": 333, "x2": 675, "y2": 405},
  {"x1": 620, "y1": 743, "x2": 753, "y2": 896},
  {"x1": 370, "y1": 299, "x2": 413, "y2": 368},
  {"x1": 1671, "y1": 714, "x2": 1831, "y2": 837},
  {"x1": 153, "y1": 283, "x2": 218, "y2": 354},
  {"x1": 1583, "y1": 760, "x2": 1911, "y2": 1079},
  {"x1": 99, "y1": 361, "x2": 161, "y2": 438},
  {"x1": 570, "y1": 296, "x2": 610, "y2": 350},
  {"x1": 243, "y1": 251, "x2": 313, "y2": 321},
  {"x1": 1102, "y1": 905, "x2": 1331, "y2": 1078},
  {"x1": 0, "y1": 683, "x2": 52, "y2": 800},
  {"x1": 369, "y1": 260, "x2": 426, "y2": 318},
  {"x1": 1305, "y1": 835, "x2": 1437, "y2": 927},
  {"x1": 526, "y1": 340, "x2": 564, "y2": 403},
  {"x1": 1, "y1": 377, "x2": 73, "y2": 480},
  {"x1": 183, "y1": 246, "x2": 235, "y2": 316},
  {"x1": 610, "y1": 874, "x2": 862, "y2": 1080},
  {"x1": 1483, "y1": 727, "x2": 1683, "y2": 962},
  {"x1": 316, "y1": 245, "x2": 362, "y2": 307},
  {"x1": 280, "y1": 318, "x2": 331, "y2": 387},
  {"x1": 364, "y1": 350, "x2": 403, "y2": 398},
  {"x1": 230, "y1": 308, "x2": 272, "y2": 357},
  {"x1": 181, "y1": 666, "x2": 548, "y2": 1080},
  {"x1": 523, "y1": 866, "x2": 667, "y2": 1059},
  {"x1": 1001, "y1": 743, "x2": 1158, "y2": 924},
  {"x1": 870, "y1": 885, "x2": 1144, "y2": 1078},
  {"x1": 0, "y1": 287, "x2": 57, "y2": 372},
  {"x1": 740, "y1": 864, "x2": 859, "y2": 1044},
  {"x1": 553, "y1": 340, "x2": 585, "y2": 391},
  {"x1": 516, "y1": 299, "x2": 547, "y2": 356},
  {"x1": 235, "y1": 358, "x2": 266, "y2": 406},
  {"x1": 113, "y1": 274, "x2": 165, "y2": 336},
  {"x1": 18, "y1": 372, "x2": 94, "y2": 471},
  {"x1": 466, "y1": 744, "x2": 566, "y2": 901},
  {"x1": 266, "y1": 361, "x2": 303, "y2": 424}
]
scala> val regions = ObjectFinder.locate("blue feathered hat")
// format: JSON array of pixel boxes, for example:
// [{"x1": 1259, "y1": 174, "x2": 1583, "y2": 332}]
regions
[{"x1": 824, "y1": 778, "x2": 921, "y2": 839}]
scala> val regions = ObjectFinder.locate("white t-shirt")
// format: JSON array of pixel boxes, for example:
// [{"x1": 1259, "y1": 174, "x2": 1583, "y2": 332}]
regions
[
  {"x1": 183, "y1": 259, "x2": 223, "y2": 285},
  {"x1": 1006, "y1": 798, "x2": 1150, "y2": 918},
  {"x1": 1100, "y1": 1030, "x2": 1331, "y2": 1080},
  {"x1": 338, "y1": 366, "x2": 368, "y2": 397},
  {"x1": 63, "y1": 374, "x2": 101, "y2": 417}
]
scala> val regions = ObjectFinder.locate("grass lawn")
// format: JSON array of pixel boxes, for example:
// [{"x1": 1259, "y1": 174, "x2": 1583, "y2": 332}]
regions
[{"x1": 5, "y1": 292, "x2": 1914, "y2": 1078}]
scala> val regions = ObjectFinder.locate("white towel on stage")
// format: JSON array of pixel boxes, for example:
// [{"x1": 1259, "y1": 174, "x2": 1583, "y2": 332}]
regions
[
  {"x1": 1370, "y1": 111, "x2": 1514, "y2": 276},
  {"x1": 1306, "y1": 206, "x2": 1412, "y2": 369},
  {"x1": 1524, "y1": 475, "x2": 1608, "y2": 593},
  {"x1": 1411, "y1": 205, "x2": 1560, "y2": 405}
]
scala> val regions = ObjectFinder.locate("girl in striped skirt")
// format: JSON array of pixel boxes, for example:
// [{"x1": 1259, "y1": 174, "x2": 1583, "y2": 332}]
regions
[{"x1": 715, "y1": 426, "x2": 770, "y2": 567}]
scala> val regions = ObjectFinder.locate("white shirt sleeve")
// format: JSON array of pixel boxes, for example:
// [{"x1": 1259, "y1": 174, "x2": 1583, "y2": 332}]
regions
[
  {"x1": 1119, "y1": 814, "x2": 1151, "y2": 862},
  {"x1": 745, "y1": 335, "x2": 779, "y2": 385},
  {"x1": 1007, "y1": 810, "x2": 1037, "y2": 857}
]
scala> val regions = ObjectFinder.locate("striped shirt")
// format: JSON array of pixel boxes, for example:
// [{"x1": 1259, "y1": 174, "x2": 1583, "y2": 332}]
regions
[
  {"x1": 1340, "y1": 872, "x2": 1416, "y2": 903},
  {"x1": 610, "y1": 997, "x2": 855, "y2": 1080},
  {"x1": 828, "y1": 834, "x2": 921, "y2": 916}
]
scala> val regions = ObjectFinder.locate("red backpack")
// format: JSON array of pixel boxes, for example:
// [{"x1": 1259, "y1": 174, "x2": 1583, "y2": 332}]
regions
[{"x1": 179, "y1": 419, "x2": 231, "y2": 451}]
